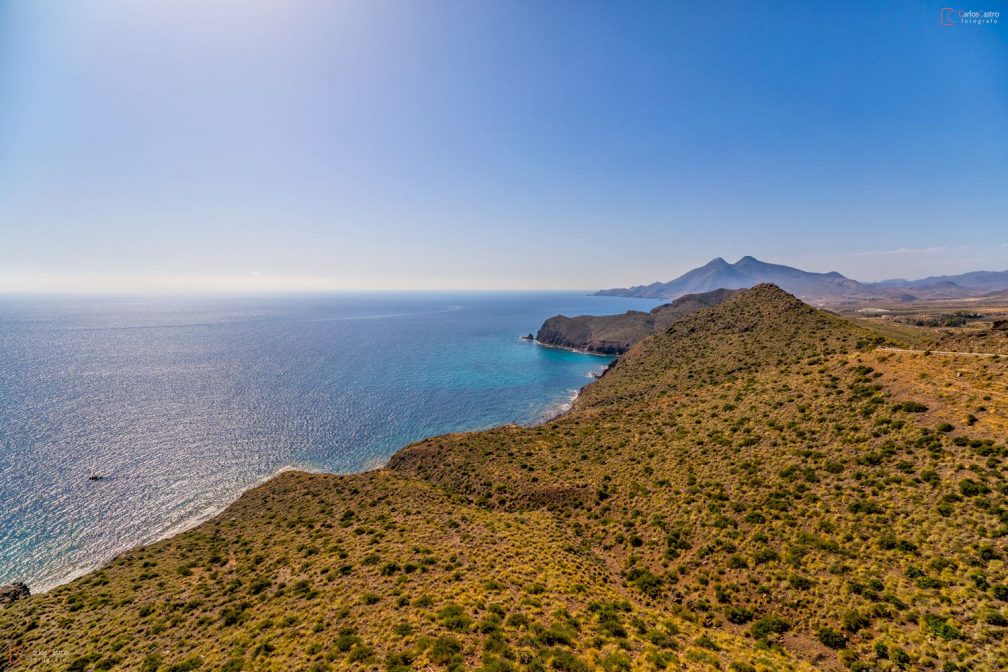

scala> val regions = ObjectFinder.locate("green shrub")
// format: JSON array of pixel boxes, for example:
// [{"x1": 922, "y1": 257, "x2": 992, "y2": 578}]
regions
[
  {"x1": 335, "y1": 631, "x2": 362, "y2": 652},
  {"x1": 220, "y1": 659, "x2": 243, "y2": 672},
  {"x1": 348, "y1": 646, "x2": 374, "y2": 663},
  {"x1": 549, "y1": 651, "x2": 589, "y2": 672},
  {"x1": 842, "y1": 610, "x2": 869, "y2": 633},
  {"x1": 848, "y1": 499, "x2": 883, "y2": 515},
  {"x1": 959, "y1": 479, "x2": 987, "y2": 497},
  {"x1": 221, "y1": 603, "x2": 248, "y2": 626},
  {"x1": 983, "y1": 610, "x2": 1008, "y2": 627},
  {"x1": 626, "y1": 567, "x2": 663, "y2": 597},
  {"x1": 750, "y1": 615, "x2": 789, "y2": 640},
  {"x1": 430, "y1": 636, "x2": 463, "y2": 665},
  {"x1": 165, "y1": 657, "x2": 202, "y2": 672},
  {"x1": 599, "y1": 651, "x2": 631, "y2": 671},
  {"x1": 536, "y1": 622, "x2": 575, "y2": 647},
  {"x1": 591, "y1": 602, "x2": 628, "y2": 637},
  {"x1": 724, "y1": 606, "x2": 754, "y2": 624},
  {"x1": 891, "y1": 647, "x2": 910, "y2": 666},
  {"x1": 695, "y1": 634, "x2": 719, "y2": 650},
  {"x1": 438, "y1": 603, "x2": 472, "y2": 631},
  {"x1": 924, "y1": 613, "x2": 962, "y2": 640},
  {"x1": 67, "y1": 654, "x2": 101, "y2": 672},
  {"x1": 727, "y1": 555, "x2": 749, "y2": 569},
  {"x1": 386, "y1": 651, "x2": 413, "y2": 672},
  {"x1": 817, "y1": 626, "x2": 847, "y2": 649},
  {"x1": 478, "y1": 656, "x2": 517, "y2": 672},
  {"x1": 788, "y1": 573, "x2": 813, "y2": 590}
]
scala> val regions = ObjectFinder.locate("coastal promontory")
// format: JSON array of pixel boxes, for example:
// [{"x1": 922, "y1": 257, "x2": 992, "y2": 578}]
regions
[{"x1": 535, "y1": 288, "x2": 741, "y2": 354}]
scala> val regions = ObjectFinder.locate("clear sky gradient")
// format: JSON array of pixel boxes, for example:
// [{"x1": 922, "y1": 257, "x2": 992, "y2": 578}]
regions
[{"x1": 1, "y1": 1, "x2": 1006, "y2": 293}]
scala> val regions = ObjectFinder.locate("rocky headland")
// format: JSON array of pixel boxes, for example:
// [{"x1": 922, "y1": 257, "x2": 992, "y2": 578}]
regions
[{"x1": 535, "y1": 288, "x2": 741, "y2": 354}]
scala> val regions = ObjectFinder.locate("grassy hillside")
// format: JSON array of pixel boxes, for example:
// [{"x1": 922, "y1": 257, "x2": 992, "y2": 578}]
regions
[{"x1": 3, "y1": 285, "x2": 1006, "y2": 672}]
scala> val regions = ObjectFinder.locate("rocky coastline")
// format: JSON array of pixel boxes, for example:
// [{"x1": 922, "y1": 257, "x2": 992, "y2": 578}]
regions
[{"x1": 535, "y1": 287, "x2": 741, "y2": 354}]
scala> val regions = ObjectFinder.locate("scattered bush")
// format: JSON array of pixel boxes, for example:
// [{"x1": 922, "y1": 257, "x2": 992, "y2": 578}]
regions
[
  {"x1": 750, "y1": 615, "x2": 789, "y2": 640},
  {"x1": 842, "y1": 610, "x2": 870, "y2": 633},
  {"x1": 347, "y1": 646, "x2": 374, "y2": 663},
  {"x1": 924, "y1": 613, "x2": 962, "y2": 641},
  {"x1": 438, "y1": 603, "x2": 472, "y2": 631},
  {"x1": 725, "y1": 606, "x2": 754, "y2": 624},
  {"x1": 430, "y1": 635, "x2": 463, "y2": 666},
  {"x1": 626, "y1": 567, "x2": 663, "y2": 597},
  {"x1": 817, "y1": 626, "x2": 847, "y2": 649}
]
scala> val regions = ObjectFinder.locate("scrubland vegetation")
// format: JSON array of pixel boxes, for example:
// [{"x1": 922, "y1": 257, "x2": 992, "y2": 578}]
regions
[{"x1": 3, "y1": 285, "x2": 1006, "y2": 671}]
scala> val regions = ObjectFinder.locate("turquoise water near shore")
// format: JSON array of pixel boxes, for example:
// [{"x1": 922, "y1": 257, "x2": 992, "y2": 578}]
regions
[{"x1": 0, "y1": 292, "x2": 658, "y2": 591}]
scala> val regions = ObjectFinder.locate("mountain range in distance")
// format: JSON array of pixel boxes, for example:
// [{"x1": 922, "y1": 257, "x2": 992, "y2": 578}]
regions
[{"x1": 595, "y1": 256, "x2": 1008, "y2": 304}]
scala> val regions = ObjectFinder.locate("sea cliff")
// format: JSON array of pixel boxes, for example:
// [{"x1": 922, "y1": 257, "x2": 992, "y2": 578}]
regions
[{"x1": 535, "y1": 288, "x2": 741, "y2": 354}]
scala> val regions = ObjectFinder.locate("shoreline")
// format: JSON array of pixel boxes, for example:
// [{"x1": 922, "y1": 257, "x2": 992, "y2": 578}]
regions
[
  {"x1": 533, "y1": 357, "x2": 613, "y2": 424},
  {"x1": 19, "y1": 357, "x2": 608, "y2": 594},
  {"x1": 27, "y1": 464, "x2": 318, "y2": 594},
  {"x1": 536, "y1": 388, "x2": 581, "y2": 424},
  {"x1": 532, "y1": 338, "x2": 620, "y2": 358}
]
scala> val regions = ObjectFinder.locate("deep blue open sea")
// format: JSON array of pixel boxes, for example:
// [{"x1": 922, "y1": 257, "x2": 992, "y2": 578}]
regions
[{"x1": 0, "y1": 292, "x2": 657, "y2": 591}]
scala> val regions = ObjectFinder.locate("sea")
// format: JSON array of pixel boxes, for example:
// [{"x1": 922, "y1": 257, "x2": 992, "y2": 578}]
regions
[{"x1": 0, "y1": 292, "x2": 658, "y2": 592}]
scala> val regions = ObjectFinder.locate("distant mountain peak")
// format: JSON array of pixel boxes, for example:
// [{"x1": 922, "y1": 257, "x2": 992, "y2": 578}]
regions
[
  {"x1": 595, "y1": 256, "x2": 1008, "y2": 302},
  {"x1": 596, "y1": 256, "x2": 860, "y2": 301}
]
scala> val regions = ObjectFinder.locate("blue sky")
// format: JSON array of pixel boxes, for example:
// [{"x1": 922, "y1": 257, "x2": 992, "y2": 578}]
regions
[{"x1": 1, "y1": 1, "x2": 1006, "y2": 293}]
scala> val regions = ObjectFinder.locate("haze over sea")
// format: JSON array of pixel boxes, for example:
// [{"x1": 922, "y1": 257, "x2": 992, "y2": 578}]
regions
[{"x1": 0, "y1": 292, "x2": 658, "y2": 591}]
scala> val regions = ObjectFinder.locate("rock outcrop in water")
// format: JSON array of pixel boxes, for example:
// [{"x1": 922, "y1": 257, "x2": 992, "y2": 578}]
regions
[
  {"x1": 536, "y1": 288, "x2": 741, "y2": 354},
  {"x1": 0, "y1": 582, "x2": 29, "y2": 605}
]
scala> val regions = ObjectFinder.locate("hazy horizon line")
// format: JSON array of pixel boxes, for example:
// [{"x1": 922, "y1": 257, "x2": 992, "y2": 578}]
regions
[{"x1": 3, "y1": 257, "x2": 1008, "y2": 298}]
